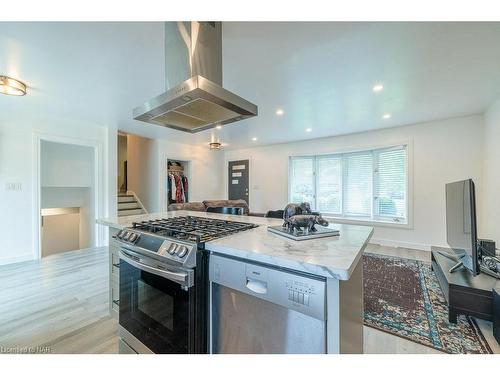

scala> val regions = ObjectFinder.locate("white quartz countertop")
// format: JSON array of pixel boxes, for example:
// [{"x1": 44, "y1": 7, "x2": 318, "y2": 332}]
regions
[{"x1": 97, "y1": 211, "x2": 373, "y2": 280}]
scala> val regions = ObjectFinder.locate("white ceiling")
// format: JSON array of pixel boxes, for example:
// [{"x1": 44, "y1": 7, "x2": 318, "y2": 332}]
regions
[{"x1": 1, "y1": 22, "x2": 500, "y2": 150}]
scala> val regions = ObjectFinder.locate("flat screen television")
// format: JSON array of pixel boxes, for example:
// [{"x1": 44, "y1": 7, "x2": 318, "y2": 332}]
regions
[{"x1": 445, "y1": 179, "x2": 479, "y2": 275}]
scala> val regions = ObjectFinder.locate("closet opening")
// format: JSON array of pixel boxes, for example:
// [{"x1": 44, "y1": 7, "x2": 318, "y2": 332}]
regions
[{"x1": 166, "y1": 158, "x2": 191, "y2": 207}]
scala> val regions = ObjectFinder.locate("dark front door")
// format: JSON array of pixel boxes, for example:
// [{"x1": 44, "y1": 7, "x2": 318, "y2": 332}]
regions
[{"x1": 228, "y1": 160, "x2": 249, "y2": 203}]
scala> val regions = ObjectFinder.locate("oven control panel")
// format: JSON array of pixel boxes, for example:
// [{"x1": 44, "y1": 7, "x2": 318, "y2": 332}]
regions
[
  {"x1": 157, "y1": 240, "x2": 197, "y2": 267},
  {"x1": 116, "y1": 229, "x2": 141, "y2": 244},
  {"x1": 115, "y1": 229, "x2": 197, "y2": 268}
]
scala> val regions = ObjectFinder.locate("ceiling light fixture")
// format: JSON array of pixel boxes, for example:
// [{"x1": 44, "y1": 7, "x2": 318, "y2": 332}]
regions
[
  {"x1": 209, "y1": 142, "x2": 222, "y2": 151},
  {"x1": 383, "y1": 113, "x2": 392, "y2": 119},
  {"x1": 372, "y1": 84, "x2": 384, "y2": 93},
  {"x1": 305, "y1": 128, "x2": 312, "y2": 132},
  {"x1": 276, "y1": 109, "x2": 284, "y2": 116},
  {"x1": 216, "y1": 125, "x2": 222, "y2": 130},
  {"x1": 252, "y1": 137, "x2": 258, "y2": 141},
  {"x1": 0, "y1": 75, "x2": 27, "y2": 96}
]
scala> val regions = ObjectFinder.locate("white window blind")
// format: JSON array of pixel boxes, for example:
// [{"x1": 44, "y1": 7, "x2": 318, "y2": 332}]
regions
[
  {"x1": 374, "y1": 146, "x2": 407, "y2": 220},
  {"x1": 316, "y1": 156, "x2": 342, "y2": 214},
  {"x1": 343, "y1": 152, "x2": 373, "y2": 217},
  {"x1": 289, "y1": 157, "x2": 315, "y2": 207},
  {"x1": 289, "y1": 144, "x2": 408, "y2": 224}
]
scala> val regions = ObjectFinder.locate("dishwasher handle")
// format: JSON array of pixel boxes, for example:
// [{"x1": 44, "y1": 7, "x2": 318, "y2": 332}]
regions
[{"x1": 246, "y1": 278, "x2": 268, "y2": 294}]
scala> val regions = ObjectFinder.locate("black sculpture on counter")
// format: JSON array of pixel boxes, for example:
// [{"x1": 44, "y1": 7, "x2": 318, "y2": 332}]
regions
[
  {"x1": 282, "y1": 202, "x2": 329, "y2": 233},
  {"x1": 283, "y1": 202, "x2": 313, "y2": 221},
  {"x1": 283, "y1": 214, "x2": 329, "y2": 233}
]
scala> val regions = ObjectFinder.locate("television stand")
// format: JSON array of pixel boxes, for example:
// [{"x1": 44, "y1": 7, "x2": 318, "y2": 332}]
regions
[
  {"x1": 431, "y1": 247, "x2": 500, "y2": 323},
  {"x1": 436, "y1": 250, "x2": 466, "y2": 273}
]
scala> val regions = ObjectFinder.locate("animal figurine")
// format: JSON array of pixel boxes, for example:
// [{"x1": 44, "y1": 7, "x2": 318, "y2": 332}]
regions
[
  {"x1": 283, "y1": 214, "x2": 329, "y2": 233},
  {"x1": 282, "y1": 202, "x2": 313, "y2": 222}
]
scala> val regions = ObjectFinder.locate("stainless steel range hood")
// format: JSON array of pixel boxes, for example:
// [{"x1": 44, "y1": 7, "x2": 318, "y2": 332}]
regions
[{"x1": 133, "y1": 22, "x2": 258, "y2": 133}]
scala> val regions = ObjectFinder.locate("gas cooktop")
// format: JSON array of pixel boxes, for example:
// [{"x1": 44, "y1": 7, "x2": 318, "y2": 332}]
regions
[
  {"x1": 131, "y1": 216, "x2": 258, "y2": 243},
  {"x1": 114, "y1": 216, "x2": 258, "y2": 268}
]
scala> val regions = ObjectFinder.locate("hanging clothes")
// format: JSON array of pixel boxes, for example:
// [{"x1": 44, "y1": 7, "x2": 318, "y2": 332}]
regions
[
  {"x1": 170, "y1": 174, "x2": 177, "y2": 201},
  {"x1": 174, "y1": 175, "x2": 183, "y2": 203},
  {"x1": 167, "y1": 174, "x2": 172, "y2": 200},
  {"x1": 182, "y1": 176, "x2": 188, "y2": 202},
  {"x1": 167, "y1": 167, "x2": 189, "y2": 204}
]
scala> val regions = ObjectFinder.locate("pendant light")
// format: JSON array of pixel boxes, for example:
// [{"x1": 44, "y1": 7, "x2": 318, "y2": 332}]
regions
[{"x1": 209, "y1": 142, "x2": 222, "y2": 151}]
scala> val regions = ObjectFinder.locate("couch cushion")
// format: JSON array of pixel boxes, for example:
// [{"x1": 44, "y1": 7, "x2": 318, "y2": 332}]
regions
[
  {"x1": 168, "y1": 202, "x2": 206, "y2": 212},
  {"x1": 203, "y1": 199, "x2": 249, "y2": 214}
]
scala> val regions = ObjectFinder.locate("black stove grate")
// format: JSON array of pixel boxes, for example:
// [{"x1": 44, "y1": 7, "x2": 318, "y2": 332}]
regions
[{"x1": 131, "y1": 216, "x2": 258, "y2": 243}]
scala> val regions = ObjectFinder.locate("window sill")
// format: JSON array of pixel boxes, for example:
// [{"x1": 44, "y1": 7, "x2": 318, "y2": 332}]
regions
[{"x1": 322, "y1": 215, "x2": 412, "y2": 229}]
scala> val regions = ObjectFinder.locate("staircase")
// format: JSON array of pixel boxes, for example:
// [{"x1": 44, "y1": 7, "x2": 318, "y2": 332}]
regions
[{"x1": 118, "y1": 192, "x2": 147, "y2": 217}]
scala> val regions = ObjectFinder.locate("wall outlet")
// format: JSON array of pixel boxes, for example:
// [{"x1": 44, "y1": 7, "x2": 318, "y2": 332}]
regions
[{"x1": 5, "y1": 182, "x2": 22, "y2": 191}]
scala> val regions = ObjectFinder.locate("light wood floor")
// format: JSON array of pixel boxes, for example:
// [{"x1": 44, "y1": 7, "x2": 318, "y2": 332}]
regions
[
  {"x1": 0, "y1": 245, "x2": 497, "y2": 354},
  {"x1": 0, "y1": 247, "x2": 118, "y2": 354}
]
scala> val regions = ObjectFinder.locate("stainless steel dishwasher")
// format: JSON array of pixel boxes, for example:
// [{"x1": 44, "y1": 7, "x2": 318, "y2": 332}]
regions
[{"x1": 209, "y1": 254, "x2": 327, "y2": 354}]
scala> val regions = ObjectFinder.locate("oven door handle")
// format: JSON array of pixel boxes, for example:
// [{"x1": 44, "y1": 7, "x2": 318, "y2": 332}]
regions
[{"x1": 119, "y1": 249, "x2": 191, "y2": 287}]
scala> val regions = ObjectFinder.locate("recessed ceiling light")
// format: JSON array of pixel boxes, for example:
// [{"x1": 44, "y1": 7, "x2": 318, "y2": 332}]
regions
[
  {"x1": 251, "y1": 137, "x2": 258, "y2": 141},
  {"x1": 216, "y1": 125, "x2": 222, "y2": 130},
  {"x1": 305, "y1": 128, "x2": 312, "y2": 132},
  {"x1": 383, "y1": 113, "x2": 392, "y2": 119},
  {"x1": 276, "y1": 108, "x2": 284, "y2": 116},
  {"x1": 0, "y1": 75, "x2": 27, "y2": 96},
  {"x1": 372, "y1": 84, "x2": 384, "y2": 93}
]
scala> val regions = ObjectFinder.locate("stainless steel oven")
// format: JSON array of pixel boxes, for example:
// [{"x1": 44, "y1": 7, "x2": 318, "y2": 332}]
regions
[
  {"x1": 114, "y1": 217, "x2": 257, "y2": 354},
  {"x1": 119, "y1": 248, "x2": 196, "y2": 354}
]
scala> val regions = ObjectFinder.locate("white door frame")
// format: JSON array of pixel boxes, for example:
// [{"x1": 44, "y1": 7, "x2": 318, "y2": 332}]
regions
[{"x1": 32, "y1": 133, "x2": 104, "y2": 260}]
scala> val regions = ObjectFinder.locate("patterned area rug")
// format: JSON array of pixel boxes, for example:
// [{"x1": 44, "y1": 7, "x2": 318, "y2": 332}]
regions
[{"x1": 363, "y1": 253, "x2": 492, "y2": 354}]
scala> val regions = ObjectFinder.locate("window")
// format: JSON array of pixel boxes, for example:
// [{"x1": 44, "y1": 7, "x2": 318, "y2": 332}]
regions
[
  {"x1": 289, "y1": 157, "x2": 315, "y2": 204},
  {"x1": 289, "y1": 145, "x2": 408, "y2": 224}
]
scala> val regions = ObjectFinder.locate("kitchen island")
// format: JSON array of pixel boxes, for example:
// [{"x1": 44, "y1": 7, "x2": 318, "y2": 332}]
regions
[{"x1": 98, "y1": 210, "x2": 373, "y2": 354}]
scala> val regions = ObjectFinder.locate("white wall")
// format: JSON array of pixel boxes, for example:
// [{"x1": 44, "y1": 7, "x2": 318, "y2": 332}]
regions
[
  {"x1": 0, "y1": 114, "x2": 108, "y2": 265},
  {"x1": 41, "y1": 187, "x2": 92, "y2": 249},
  {"x1": 224, "y1": 115, "x2": 485, "y2": 250},
  {"x1": 41, "y1": 141, "x2": 94, "y2": 187},
  {"x1": 41, "y1": 213, "x2": 80, "y2": 257},
  {"x1": 482, "y1": 97, "x2": 500, "y2": 245},
  {"x1": 125, "y1": 134, "x2": 225, "y2": 214},
  {"x1": 158, "y1": 139, "x2": 225, "y2": 211},
  {"x1": 127, "y1": 134, "x2": 159, "y2": 213}
]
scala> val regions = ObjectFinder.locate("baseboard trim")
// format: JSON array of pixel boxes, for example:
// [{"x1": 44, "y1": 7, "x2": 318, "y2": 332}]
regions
[
  {"x1": 0, "y1": 253, "x2": 35, "y2": 266},
  {"x1": 369, "y1": 238, "x2": 432, "y2": 252}
]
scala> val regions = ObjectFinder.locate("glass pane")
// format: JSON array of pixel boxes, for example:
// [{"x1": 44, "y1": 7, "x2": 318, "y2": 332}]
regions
[
  {"x1": 344, "y1": 152, "x2": 373, "y2": 216},
  {"x1": 317, "y1": 157, "x2": 342, "y2": 214},
  {"x1": 289, "y1": 158, "x2": 315, "y2": 207},
  {"x1": 377, "y1": 148, "x2": 406, "y2": 219},
  {"x1": 138, "y1": 279, "x2": 174, "y2": 331}
]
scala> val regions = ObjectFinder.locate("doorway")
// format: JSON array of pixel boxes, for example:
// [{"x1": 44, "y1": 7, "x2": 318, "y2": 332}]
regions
[
  {"x1": 117, "y1": 133, "x2": 128, "y2": 193},
  {"x1": 39, "y1": 140, "x2": 95, "y2": 257},
  {"x1": 228, "y1": 159, "x2": 249, "y2": 203},
  {"x1": 166, "y1": 158, "x2": 191, "y2": 208}
]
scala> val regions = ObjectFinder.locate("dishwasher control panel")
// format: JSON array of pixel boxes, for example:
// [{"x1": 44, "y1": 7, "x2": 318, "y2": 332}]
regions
[
  {"x1": 209, "y1": 254, "x2": 326, "y2": 321},
  {"x1": 286, "y1": 281, "x2": 313, "y2": 306}
]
